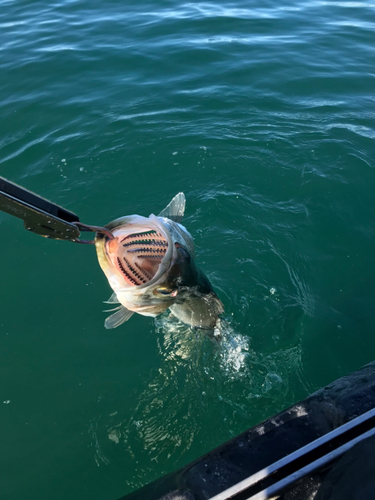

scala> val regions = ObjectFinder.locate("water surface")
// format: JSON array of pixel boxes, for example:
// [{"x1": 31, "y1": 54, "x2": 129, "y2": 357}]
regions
[{"x1": 1, "y1": 0, "x2": 375, "y2": 499}]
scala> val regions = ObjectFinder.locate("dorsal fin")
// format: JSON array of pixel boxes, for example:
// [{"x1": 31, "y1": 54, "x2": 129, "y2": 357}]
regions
[{"x1": 158, "y1": 192, "x2": 185, "y2": 223}]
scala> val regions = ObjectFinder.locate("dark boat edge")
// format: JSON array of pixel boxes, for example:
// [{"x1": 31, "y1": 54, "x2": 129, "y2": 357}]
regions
[{"x1": 118, "y1": 360, "x2": 375, "y2": 500}]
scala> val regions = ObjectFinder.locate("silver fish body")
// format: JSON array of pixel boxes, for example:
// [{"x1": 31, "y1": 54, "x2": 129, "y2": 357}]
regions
[{"x1": 95, "y1": 193, "x2": 224, "y2": 330}]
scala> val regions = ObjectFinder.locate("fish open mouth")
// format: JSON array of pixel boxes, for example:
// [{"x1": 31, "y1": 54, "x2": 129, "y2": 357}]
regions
[{"x1": 110, "y1": 229, "x2": 168, "y2": 286}]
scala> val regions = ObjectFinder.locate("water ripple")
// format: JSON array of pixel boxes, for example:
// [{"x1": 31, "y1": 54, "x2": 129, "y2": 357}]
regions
[{"x1": 2, "y1": 0, "x2": 375, "y2": 497}]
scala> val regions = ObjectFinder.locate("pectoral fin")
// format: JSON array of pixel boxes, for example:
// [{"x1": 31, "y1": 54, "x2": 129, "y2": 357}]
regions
[
  {"x1": 103, "y1": 292, "x2": 120, "y2": 304},
  {"x1": 104, "y1": 305, "x2": 134, "y2": 329},
  {"x1": 158, "y1": 192, "x2": 185, "y2": 223}
]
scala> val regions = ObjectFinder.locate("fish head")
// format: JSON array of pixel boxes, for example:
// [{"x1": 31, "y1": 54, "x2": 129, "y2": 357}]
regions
[{"x1": 95, "y1": 213, "x2": 195, "y2": 316}]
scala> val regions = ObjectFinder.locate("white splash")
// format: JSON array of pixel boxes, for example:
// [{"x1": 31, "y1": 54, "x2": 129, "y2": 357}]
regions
[{"x1": 218, "y1": 321, "x2": 250, "y2": 376}]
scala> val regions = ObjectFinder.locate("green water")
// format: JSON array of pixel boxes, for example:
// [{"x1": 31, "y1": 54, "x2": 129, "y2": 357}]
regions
[{"x1": 1, "y1": 0, "x2": 375, "y2": 498}]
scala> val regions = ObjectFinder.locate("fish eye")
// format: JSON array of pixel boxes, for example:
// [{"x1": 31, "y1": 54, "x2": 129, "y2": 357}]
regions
[{"x1": 156, "y1": 288, "x2": 178, "y2": 297}]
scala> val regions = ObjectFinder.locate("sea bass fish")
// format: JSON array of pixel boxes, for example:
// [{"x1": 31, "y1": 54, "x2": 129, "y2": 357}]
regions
[{"x1": 95, "y1": 193, "x2": 224, "y2": 330}]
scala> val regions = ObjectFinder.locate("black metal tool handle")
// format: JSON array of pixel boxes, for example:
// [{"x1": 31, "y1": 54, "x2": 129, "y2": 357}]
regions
[
  {"x1": 0, "y1": 176, "x2": 115, "y2": 243},
  {"x1": 0, "y1": 176, "x2": 82, "y2": 241}
]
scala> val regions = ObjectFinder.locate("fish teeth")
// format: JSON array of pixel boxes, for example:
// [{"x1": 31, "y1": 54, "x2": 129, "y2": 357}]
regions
[
  {"x1": 127, "y1": 246, "x2": 166, "y2": 254},
  {"x1": 116, "y1": 230, "x2": 168, "y2": 285},
  {"x1": 117, "y1": 257, "x2": 145, "y2": 285},
  {"x1": 122, "y1": 231, "x2": 167, "y2": 247},
  {"x1": 137, "y1": 254, "x2": 164, "y2": 260},
  {"x1": 134, "y1": 262, "x2": 153, "y2": 281},
  {"x1": 123, "y1": 257, "x2": 147, "y2": 284},
  {"x1": 123, "y1": 240, "x2": 167, "y2": 248}
]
